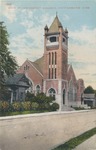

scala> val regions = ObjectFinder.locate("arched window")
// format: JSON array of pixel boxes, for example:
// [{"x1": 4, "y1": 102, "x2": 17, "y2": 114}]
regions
[
  {"x1": 49, "y1": 53, "x2": 51, "y2": 65},
  {"x1": 24, "y1": 65, "x2": 30, "y2": 71},
  {"x1": 55, "y1": 68, "x2": 56, "y2": 79},
  {"x1": 52, "y1": 68, "x2": 53, "y2": 79},
  {"x1": 50, "y1": 36, "x2": 56, "y2": 42},
  {"x1": 49, "y1": 68, "x2": 50, "y2": 79},
  {"x1": 52, "y1": 52, "x2": 54, "y2": 64},
  {"x1": 36, "y1": 85, "x2": 40, "y2": 94},
  {"x1": 55, "y1": 52, "x2": 57, "y2": 64},
  {"x1": 48, "y1": 88, "x2": 56, "y2": 100}
]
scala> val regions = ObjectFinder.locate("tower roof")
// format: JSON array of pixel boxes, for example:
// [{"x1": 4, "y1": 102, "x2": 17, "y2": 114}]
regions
[{"x1": 48, "y1": 15, "x2": 62, "y2": 33}]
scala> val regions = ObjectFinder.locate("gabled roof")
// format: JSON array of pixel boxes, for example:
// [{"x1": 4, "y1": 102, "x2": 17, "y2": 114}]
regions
[
  {"x1": 17, "y1": 57, "x2": 44, "y2": 77},
  {"x1": 6, "y1": 73, "x2": 29, "y2": 86},
  {"x1": 67, "y1": 64, "x2": 77, "y2": 85},
  {"x1": 33, "y1": 56, "x2": 44, "y2": 74},
  {"x1": 25, "y1": 56, "x2": 44, "y2": 77},
  {"x1": 48, "y1": 15, "x2": 62, "y2": 33}
]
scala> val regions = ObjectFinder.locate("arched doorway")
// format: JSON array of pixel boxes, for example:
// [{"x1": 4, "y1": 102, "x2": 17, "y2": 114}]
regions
[
  {"x1": 48, "y1": 88, "x2": 56, "y2": 100},
  {"x1": 36, "y1": 85, "x2": 41, "y2": 94},
  {"x1": 63, "y1": 89, "x2": 65, "y2": 104}
]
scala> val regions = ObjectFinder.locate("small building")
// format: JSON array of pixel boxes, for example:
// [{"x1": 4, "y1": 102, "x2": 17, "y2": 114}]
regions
[
  {"x1": 6, "y1": 73, "x2": 30, "y2": 103},
  {"x1": 83, "y1": 93, "x2": 96, "y2": 107}
]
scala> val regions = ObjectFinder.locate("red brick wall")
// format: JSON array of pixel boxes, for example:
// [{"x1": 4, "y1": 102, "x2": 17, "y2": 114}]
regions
[
  {"x1": 45, "y1": 80, "x2": 59, "y2": 93},
  {"x1": 17, "y1": 60, "x2": 43, "y2": 92}
]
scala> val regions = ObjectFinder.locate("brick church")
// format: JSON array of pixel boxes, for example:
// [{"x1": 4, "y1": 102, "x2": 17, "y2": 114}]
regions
[{"x1": 17, "y1": 15, "x2": 85, "y2": 110}]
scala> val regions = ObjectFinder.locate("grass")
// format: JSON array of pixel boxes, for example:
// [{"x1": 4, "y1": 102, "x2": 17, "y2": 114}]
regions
[
  {"x1": 0, "y1": 110, "x2": 49, "y2": 117},
  {"x1": 52, "y1": 127, "x2": 96, "y2": 150}
]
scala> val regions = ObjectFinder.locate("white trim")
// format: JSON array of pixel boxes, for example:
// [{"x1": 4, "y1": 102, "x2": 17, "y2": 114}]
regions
[
  {"x1": 45, "y1": 79, "x2": 59, "y2": 81},
  {"x1": 28, "y1": 60, "x2": 43, "y2": 77},
  {"x1": 43, "y1": 80, "x2": 46, "y2": 93},
  {"x1": 60, "y1": 79, "x2": 68, "y2": 82},
  {"x1": 45, "y1": 79, "x2": 68, "y2": 82},
  {"x1": 47, "y1": 35, "x2": 59, "y2": 38},
  {"x1": 46, "y1": 42, "x2": 59, "y2": 47}
]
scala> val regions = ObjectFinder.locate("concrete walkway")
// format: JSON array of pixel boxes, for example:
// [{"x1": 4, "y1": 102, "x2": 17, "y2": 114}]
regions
[{"x1": 74, "y1": 134, "x2": 96, "y2": 150}]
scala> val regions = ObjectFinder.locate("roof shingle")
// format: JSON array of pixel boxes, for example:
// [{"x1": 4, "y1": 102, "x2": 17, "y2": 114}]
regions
[{"x1": 48, "y1": 15, "x2": 62, "y2": 33}]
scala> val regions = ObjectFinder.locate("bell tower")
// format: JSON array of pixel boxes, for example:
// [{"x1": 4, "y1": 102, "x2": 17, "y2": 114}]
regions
[
  {"x1": 43, "y1": 15, "x2": 69, "y2": 110},
  {"x1": 44, "y1": 15, "x2": 68, "y2": 80}
]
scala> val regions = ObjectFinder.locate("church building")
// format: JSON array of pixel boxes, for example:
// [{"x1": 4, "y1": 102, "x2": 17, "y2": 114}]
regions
[{"x1": 17, "y1": 15, "x2": 85, "y2": 110}]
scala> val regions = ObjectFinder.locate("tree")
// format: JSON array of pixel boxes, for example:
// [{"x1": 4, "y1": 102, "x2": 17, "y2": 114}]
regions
[
  {"x1": 84, "y1": 86, "x2": 95, "y2": 94},
  {"x1": 0, "y1": 22, "x2": 18, "y2": 99},
  {"x1": 94, "y1": 90, "x2": 96, "y2": 96}
]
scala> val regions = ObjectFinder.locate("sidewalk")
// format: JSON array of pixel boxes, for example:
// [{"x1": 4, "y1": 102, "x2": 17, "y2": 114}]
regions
[{"x1": 74, "y1": 134, "x2": 96, "y2": 150}]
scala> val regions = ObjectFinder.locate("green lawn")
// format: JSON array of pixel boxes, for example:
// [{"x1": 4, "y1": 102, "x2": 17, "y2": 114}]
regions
[
  {"x1": 0, "y1": 110, "x2": 49, "y2": 117},
  {"x1": 52, "y1": 127, "x2": 96, "y2": 150}
]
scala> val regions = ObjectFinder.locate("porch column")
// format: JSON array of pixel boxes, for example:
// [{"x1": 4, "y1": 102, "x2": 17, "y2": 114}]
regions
[{"x1": 11, "y1": 90, "x2": 13, "y2": 104}]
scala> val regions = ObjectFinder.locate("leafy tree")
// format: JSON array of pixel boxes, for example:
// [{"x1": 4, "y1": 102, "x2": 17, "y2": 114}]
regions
[
  {"x1": 25, "y1": 91, "x2": 35, "y2": 102},
  {"x1": 84, "y1": 86, "x2": 95, "y2": 94},
  {"x1": 0, "y1": 22, "x2": 18, "y2": 99}
]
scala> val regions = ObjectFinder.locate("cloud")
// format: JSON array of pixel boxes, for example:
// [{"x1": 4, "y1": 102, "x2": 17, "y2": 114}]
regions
[
  {"x1": 80, "y1": 73, "x2": 90, "y2": 76},
  {"x1": 9, "y1": 33, "x2": 44, "y2": 64},
  {"x1": 0, "y1": 2, "x2": 17, "y2": 23},
  {"x1": 9, "y1": 11, "x2": 54, "y2": 65},
  {"x1": 92, "y1": 73, "x2": 96, "y2": 76},
  {"x1": 69, "y1": 26, "x2": 96, "y2": 45},
  {"x1": 68, "y1": 26, "x2": 96, "y2": 88},
  {"x1": 69, "y1": 26, "x2": 96, "y2": 64},
  {"x1": 63, "y1": 14, "x2": 70, "y2": 21}
]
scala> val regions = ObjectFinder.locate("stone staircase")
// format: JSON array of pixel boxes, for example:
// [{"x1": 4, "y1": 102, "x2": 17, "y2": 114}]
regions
[{"x1": 61, "y1": 105, "x2": 75, "y2": 111}]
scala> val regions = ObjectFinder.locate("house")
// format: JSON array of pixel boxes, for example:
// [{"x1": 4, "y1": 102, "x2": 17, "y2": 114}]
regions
[
  {"x1": 83, "y1": 93, "x2": 96, "y2": 107},
  {"x1": 17, "y1": 15, "x2": 85, "y2": 110},
  {"x1": 6, "y1": 73, "x2": 30, "y2": 103}
]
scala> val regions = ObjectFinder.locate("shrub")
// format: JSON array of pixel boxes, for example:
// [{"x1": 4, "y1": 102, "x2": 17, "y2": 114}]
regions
[
  {"x1": 31, "y1": 102, "x2": 39, "y2": 110},
  {"x1": 44, "y1": 103, "x2": 50, "y2": 110},
  {"x1": 38, "y1": 103, "x2": 46, "y2": 111},
  {"x1": 0, "y1": 101, "x2": 10, "y2": 112},
  {"x1": 50, "y1": 103, "x2": 59, "y2": 111},
  {"x1": 12, "y1": 102, "x2": 22, "y2": 111},
  {"x1": 72, "y1": 107, "x2": 85, "y2": 110},
  {"x1": 25, "y1": 92, "x2": 35, "y2": 102},
  {"x1": 22, "y1": 101, "x2": 31, "y2": 111}
]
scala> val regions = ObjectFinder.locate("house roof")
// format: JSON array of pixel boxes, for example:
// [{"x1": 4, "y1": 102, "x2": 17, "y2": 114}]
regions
[
  {"x1": 83, "y1": 94, "x2": 95, "y2": 99},
  {"x1": 67, "y1": 64, "x2": 77, "y2": 86},
  {"x1": 6, "y1": 73, "x2": 29, "y2": 86},
  {"x1": 48, "y1": 15, "x2": 62, "y2": 33}
]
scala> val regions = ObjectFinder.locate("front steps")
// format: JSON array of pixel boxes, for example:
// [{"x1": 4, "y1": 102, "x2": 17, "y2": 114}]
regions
[{"x1": 61, "y1": 105, "x2": 75, "y2": 111}]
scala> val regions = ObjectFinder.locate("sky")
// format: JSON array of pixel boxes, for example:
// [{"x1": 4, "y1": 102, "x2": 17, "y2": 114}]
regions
[{"x1": 0, "y1": 0, "x2": 96, "y2": 89}]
